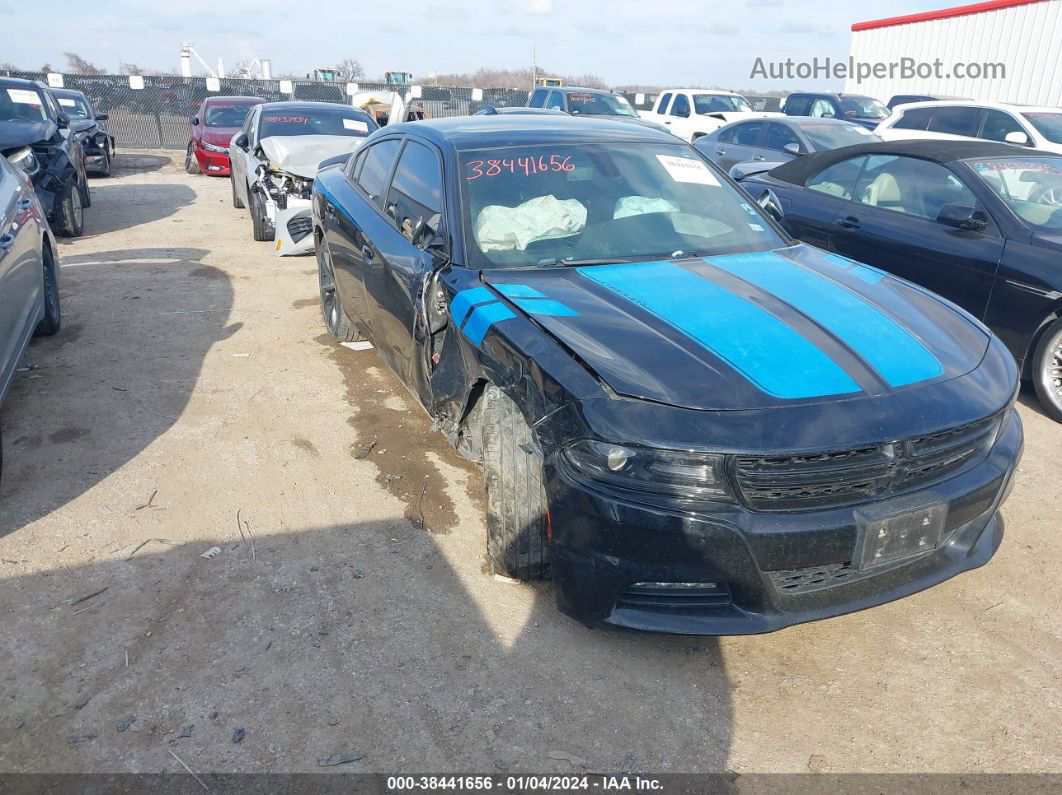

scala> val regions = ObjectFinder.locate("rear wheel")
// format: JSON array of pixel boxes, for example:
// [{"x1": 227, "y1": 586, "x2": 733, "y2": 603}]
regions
[
  {"x1": 185, "y1": 143, "x2": 201, "y2": 174},
  {"x1": 481, "y1": 387, "x2": 550, "y2": 580},
  {"x1": 54, "y1": 181, "x2": 84, "y2": 237},
  {"x1": 250, "y1": 187, "x2": 274, "y2": 241},
  {"x1": 318, "y1": 240, "x2": 363, "y2": 342},
  {"x1": 231, "y1": 173, "x2": 244, "y2": 208},
  {"x1": 34, "y1": 244, "x2": 61, "y2": 337},
  {"x1": 1033, "y1": 318, "x2": 1062, "y2": 423}
]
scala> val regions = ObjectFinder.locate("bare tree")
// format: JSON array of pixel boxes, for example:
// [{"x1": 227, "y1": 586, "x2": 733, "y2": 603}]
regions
[
  {"x1": 335, "y1": 58, "x2": 365, "y2": 81},
  {"x1": 120, "y1": 63, "x2": 153, "y2": 76},
  {"x1": 64, "y1": 52, "x2": 105, "y2": 75}
]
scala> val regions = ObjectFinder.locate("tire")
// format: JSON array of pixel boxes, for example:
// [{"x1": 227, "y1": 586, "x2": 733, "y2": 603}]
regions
[
  {"x1": 231, "y1": 172, "x2": 244, "y2": 208},
  {"x1": 250, "y1": 187, "x2": 274, "y2": 242},
  {"x1": 1032, "y1": 318, "x2": 1062, "y2": 423},
  {"x1": 79, "y1": 173, "x2": 91, "y2": 208},
  {"x1": 185, "y1": 143, "x2": 201, "y2": 174},
  {"x1": 318, "y1": 240, "x2": 363, "y2": 342},
  {"x1": 481, "y1": 387, "x2": 550, "y2": 580},
  {"x1": 34, "y1": 244, "x2": 61, "y2": 337},
  {"x1": 54, "y1": 181, "x2": 84, "y2": 237}
]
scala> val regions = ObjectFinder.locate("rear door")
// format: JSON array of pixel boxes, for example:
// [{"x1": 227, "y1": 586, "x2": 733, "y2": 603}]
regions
[
  {"x1": 828, "y1": 154, "x2": 1004, "y2": 317},
  {"x1": 713, "y1": 121, "x2": 765, "y2": 170},
  {"x1": 232, "y1": 106, "x2": 259, "y2": 205},
  {"x1": 0, "y1": 163, "x2": 43, "y2": 402}
]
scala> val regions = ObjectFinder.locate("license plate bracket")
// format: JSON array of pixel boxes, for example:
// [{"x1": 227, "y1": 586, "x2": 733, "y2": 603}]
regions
[{"x1": 854, "y1": 496, "x2": 949, "y2": 571}]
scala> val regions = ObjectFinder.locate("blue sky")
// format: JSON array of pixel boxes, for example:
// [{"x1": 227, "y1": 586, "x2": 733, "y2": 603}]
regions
[{"x1": 3, "y1": 0, "x2": 964, "y2": 90}]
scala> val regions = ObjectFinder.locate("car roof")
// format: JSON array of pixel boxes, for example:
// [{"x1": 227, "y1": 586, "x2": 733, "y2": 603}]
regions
[
  {"x1": 552, "y1": 86, "x2": 613, "y2": 95},
  {"x1": 258, "y1": 101, "x2": 360, "y2": 112},
  {"x1": 204, "y1": 95, "x2": 264, "y2": 105},
  {"x1": 782, "y1": 116, "x2": 863, "y2": 126},
  {"x1": 890, "y1": 99, "x2": 1061, "y2": 113},
  {"x1": 51, "y1": 88, "x2": 88, "y2": 99},
  {"x1": 0, "y1": 77, "x2": 45, "y2": 90},
  {"x1": 768, "y1": 139, "x2": 1043, "y2": 185},
  {"x1": 381, "y1": 114, "x2": 678, "y2": 149},
  {"x1": 665, "y1": 88, "x2": 743, "y2": 96}
]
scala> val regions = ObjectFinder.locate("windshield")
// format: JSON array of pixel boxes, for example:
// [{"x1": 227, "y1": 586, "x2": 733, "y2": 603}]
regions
[
  {"x1": 1022, "y1": 112, "x2": 1062, "y2": 144},
  {"x1": 259, "y1": 107, "x2": 379, "y2": 138},
  {"x1": 567, "y1": 92, "x2": 638, "y2": 117},
  {"x1": 56, "y1": 95, "x2": 92, "y2": 119},
  {"x1": 0, "y1": 86, "x2": 48, "y2": 122},
  {"x1": 966, "y1": 156, "x2": 1062, "y2": 230},
  {"x1": 839, "y1": 97, "x2": 889, "y2": 119},
  {"x1": 459, "y1": 142, "x2": 785, "y2": 269},
  {"x1": 205, "y1": 104, "x2": 256, "y2": 127},
  {"x1": 798, "y1": 122, "x2": 880, "y2": 149},
  {"x1": 693, "y1": 94, "x2": 753, "y2": 114}
]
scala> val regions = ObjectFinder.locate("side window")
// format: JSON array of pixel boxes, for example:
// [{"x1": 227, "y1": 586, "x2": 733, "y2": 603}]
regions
[
  {"x1": 809, "y1": 99, "x2": 836, "y2": 118},
  {"x1": 765, "y1": 123, "x2": 801, "y2": 152},
  {"x1": 545, "y1": 91, "x2": 565, "y2": 111},
  {"x1": 808, "y1": 156, "x2": 866, "y2": 200},
  {"x1": 892, "y1": 108, "x2": 933, "y2": 130},
  {"x1": 242, "y1": 107, "x2": 258, "y2": 139},
  {"x1": 785, "y1": 96, "x2": 810, "y2": 115},
  {"x1": 657, "y1": 93, "x2": 673, "y2": 114},
  {"x1": 386, "y1": 141, "x2": 444, "y2": 242},
  {"x1": 42, "y1": 90, "x2": 62, "y2": 121},
  {"x1": 980, "y1": 109, "x2": 1026, "y2": 143},
  {"x1": 716, "y1": 125, "x2": 735, "y2": 144},
  {"x1": 355, "y1": 138, "x2": 402, "y2": 205},
  {"x1": 670, "y1": 94, "x2": 690, "y2": 118},
  {"x1": 732, "y1": 122, "x2": 763, "y2": 146},
  {"x1": 347, "y1": 146, "x2": 368, "y2": 180},
  {"x1": 854, "y1": 155, "x2": 977, "y2": 219},
  {"x1": 928, "y1": 106, "x2": 982, "y2": 137},
  {"x1": 528, "y1": 88, "x2": 548, "y2": 108}
]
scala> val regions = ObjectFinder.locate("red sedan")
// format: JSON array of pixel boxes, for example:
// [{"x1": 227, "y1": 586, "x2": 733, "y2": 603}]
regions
[{"x1": 185, "y1": 96, "x2": 264, "y2": 176}]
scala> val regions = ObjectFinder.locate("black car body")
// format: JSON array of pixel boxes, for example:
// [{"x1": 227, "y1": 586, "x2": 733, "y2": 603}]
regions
[
  {"x1": 782, "y1": 93, "x2": 890, "y2": 130},
  {"x1": 737, "y1": 140, "x2": 1062, "y2": 422},
  {"x1": 0, "y1": 78, "x2": 88, "y2": 237},
  {"x1": 526, "y1": 86, "x2": 670, "y2": 133},
  {"x1": 52, "y1": 88, "x2": 114, "y2": 176},
  {"x1": 312, "y1": 116, "x2": 1022, "y2": 635}
]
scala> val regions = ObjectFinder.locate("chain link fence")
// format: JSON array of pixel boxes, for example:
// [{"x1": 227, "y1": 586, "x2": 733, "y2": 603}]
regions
[{"x1": 2, "y1": 70, "x2": 781, "y2": 150}]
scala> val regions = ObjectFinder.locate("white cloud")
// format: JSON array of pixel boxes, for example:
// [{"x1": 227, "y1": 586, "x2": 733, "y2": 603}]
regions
[{"x1": 522, "y1": 0, "x2": 553, "y2": 13}]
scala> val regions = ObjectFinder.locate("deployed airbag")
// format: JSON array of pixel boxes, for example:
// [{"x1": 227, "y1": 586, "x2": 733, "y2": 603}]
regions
[
  {"x1": 474, "y1": 195, "x2": 587, "y2": 252},
  {"x1": 613, "y1": 196, "x2": 679, "y2": 219}
]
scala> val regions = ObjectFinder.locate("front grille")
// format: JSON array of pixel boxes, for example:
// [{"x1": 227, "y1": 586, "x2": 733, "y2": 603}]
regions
[
  {"x1": 615, "y1": 582, "x2": 732, "y2": 613},
  {"x1": 734, "y1": 415, "x2": 998, "y2": 512},
  {"x1": 767, "y1": 562, "x2": 856, "y2": 595},
  {"x1": 287, "y1": 216, "x2": 313, "y2": 243}
]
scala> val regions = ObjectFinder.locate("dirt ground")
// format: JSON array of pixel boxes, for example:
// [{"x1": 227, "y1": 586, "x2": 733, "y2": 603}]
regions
[{"x1": 0, "y1": 152, "x2": 1059, "y2": 775}]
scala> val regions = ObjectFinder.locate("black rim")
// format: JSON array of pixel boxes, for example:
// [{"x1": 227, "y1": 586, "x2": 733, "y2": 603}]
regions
[{"x1": 318, "y1": 245, "x2": 339, "y2": 332}]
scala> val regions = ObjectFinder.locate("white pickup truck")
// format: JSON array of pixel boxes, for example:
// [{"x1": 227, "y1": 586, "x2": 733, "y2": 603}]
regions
[{"x1": 639, "y1": 89, "x2": 782, "y2": 142}]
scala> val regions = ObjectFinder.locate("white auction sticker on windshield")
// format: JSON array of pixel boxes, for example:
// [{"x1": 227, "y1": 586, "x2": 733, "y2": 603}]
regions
[
  {"x1": 58, "y1": 98, "x2": 76, "y2": 107},
  {"x1": 7, "y1": 88, "x2": 40, "y2": 105},
  {"x1": 343, "y1": 118, "x2": 369, "y2": 133},
  {"x1": 656, "y1": 155, "x2": 719, "y2": 186}
]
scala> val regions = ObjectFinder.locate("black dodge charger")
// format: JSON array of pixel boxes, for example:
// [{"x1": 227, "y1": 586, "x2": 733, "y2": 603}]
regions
[{"x1": 312, "y1": 116, "x2": 1023, "y2": 635}]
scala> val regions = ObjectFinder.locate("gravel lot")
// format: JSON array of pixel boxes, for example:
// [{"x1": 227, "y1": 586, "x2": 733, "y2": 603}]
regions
[{"x1": 0, "y1": 152, "x2": 1059, "y2": 775}]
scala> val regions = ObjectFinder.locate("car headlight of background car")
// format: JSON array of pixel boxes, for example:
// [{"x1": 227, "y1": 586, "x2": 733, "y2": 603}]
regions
[
  {"x1": 5, "y1": 146, "x2": 41, "y2": 181},
  {"x1": 562, "y1": 440, "x2": 735, "y2": 502},
  {"x1": 201, "y1": 141, "x2": 229, "y2": 154}
]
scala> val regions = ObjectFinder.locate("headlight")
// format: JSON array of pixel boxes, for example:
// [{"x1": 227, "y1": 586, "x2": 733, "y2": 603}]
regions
[
  {"x1": 201, "y1": 141, "x2": 229, "y2": 154},
  {"x1": 5, "y1": 146, "x2": 40, "y2": 180},
  {"x1": 562, "y1": 440, "x2": 735, "y2": 502}
]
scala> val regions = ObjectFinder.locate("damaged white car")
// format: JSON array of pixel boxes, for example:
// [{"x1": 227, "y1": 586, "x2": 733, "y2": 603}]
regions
[{"x1": 229, "y1": 102, "x2": 378, "y2": 255}]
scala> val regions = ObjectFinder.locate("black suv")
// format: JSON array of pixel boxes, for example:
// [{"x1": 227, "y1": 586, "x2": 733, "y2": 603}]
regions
[
  {"x1": 782, "y1": 92, "x2": 890, "y2": 130},
  {"x1": 0, "y1": 77, "x2": 90, "y2": 236}
]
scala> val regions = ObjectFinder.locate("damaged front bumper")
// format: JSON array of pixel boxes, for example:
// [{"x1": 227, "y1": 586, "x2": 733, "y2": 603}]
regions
[{"x1": 272, "y1": 199, "x2": 314, "y2": 256}]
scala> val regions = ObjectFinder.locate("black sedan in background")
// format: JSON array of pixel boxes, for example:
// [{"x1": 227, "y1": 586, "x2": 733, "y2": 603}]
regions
[
  {"x1": 53, "y1": 88, "x2": 114, "y2": 176},
  {"x1": 695, "y1": 116, "x2": 881, "y2": 171},
  {"x1": 312, "y1": 116, "x2": 1021, "y2": 634},
  {"x1": 737, "y1": 140, "x2": 1062, "y2": 421}
]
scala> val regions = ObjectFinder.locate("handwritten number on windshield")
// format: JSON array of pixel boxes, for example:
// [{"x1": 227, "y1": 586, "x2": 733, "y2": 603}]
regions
[{"x1": 466, "y1": 155, "x2": 575, "y2": 180}]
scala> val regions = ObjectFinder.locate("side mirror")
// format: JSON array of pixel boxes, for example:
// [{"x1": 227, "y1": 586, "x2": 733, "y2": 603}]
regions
[
  {"x1": 676, "y1": 107, "x2": 690, "y2": 118},
  {"x1": 56, "y1": 112, "x2": 70, "y2": 129},
  {"x1": 94, "y1": 112, "x2": 109, "y2": 121},
  {"x1": 234, "y1": 132, "x2": 249, "y2": 150},
  {"x1": 190, "y1": 116, "x2": 199, "y2": 126},
  {"x1": 757, "y1": 188, "x2": 784, "y2": 221},
  {"x1": 1004, "y1": 130, "x2": 1030, "y2": 146},
  {"x1": 783, "y1": 142, "x2": 802, "y2": 156},
  {"x1": 937, "y1": 203, "x2": 988, "y2": 231}
]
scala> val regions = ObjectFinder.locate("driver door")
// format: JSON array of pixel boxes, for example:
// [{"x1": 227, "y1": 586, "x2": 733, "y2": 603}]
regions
[{"x1": 232, "y1": 107, "x2": 259, "y2": 206}]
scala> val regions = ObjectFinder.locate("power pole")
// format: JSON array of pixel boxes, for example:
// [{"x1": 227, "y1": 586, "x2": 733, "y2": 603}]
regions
[{"x1": 532, "y1": 46, "x2": 537, "y2": 90}]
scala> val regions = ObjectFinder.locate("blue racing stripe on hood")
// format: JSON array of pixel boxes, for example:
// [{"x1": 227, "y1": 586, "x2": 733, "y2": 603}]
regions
[
  {"x1": 578, "y1": 261, "x2": 861, "y2": 400},
  {"x1": 706, "y1": 251, "x2": 943, "y2": 387}
]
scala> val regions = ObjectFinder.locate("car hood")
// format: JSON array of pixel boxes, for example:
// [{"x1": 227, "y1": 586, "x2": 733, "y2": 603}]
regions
[
  {"x1": 481, "y1": 245, "x2": 990, "y2": 411},
  {"x1": 68, "y1": 119, "x2": 98, "y2": 134},
  {"x1": 258, "y1": 135, "x2": 367, "y2": 178},
  {"x1": 202, "y1": 127, "x2": 238, "y2": 146},
  {"x1": 0, "y1": 120, "x2": 56, "y2": 152},
  {"x1": 698, "y1": 111, "x2": 782, "y2": 123}
]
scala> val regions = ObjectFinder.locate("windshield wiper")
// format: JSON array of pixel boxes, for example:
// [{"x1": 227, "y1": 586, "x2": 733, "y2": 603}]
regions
[{"x1": 536, "y1": 256, "x2": 641, "y2": 267}]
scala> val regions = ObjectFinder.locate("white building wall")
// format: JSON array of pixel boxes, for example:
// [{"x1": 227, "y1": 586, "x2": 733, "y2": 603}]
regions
[{"x1": 846, "y1": 0, "x2": 1062, "y2": 106}]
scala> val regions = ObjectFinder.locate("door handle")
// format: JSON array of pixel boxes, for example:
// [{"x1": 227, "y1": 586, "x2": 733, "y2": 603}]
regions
[
  {"x1": 362, "y1": 245, "x2": 375, "y2": 264},
  {"x1": 836, "y1": 216, "x2": 861, "y2": 229},
  {"x1": 716, "y1": 148, "x2": 726, "y2": 155}
]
